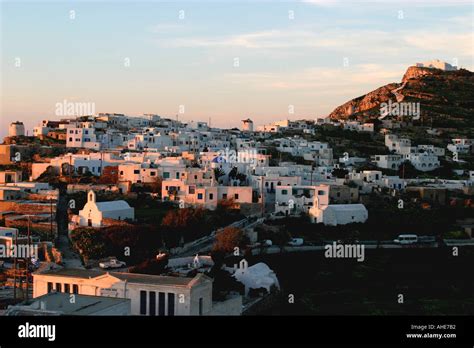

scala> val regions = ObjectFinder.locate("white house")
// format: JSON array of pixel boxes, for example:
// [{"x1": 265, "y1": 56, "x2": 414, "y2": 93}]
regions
[
  {"x1": 372, "y1": 155, "x2": 403, "y2": 170},
  {"x1": 275, "y1": 184, "x2": 368, "y2": 225},
  {"x1": 407, "y1": 153, "x2": 440, "y2": 172},
  {"x1": 66, "y1": 126, "x2": 102, "y2": 150},
  {"x1": 448, "y1": 139, "x2": 473, "y2": 155},
  {"x1": 310, "y1": 204, "x2": 368, "y2": 226},
  {"x1": 78, "y1": 190, "x2": 134, "y2": 227},
  {"x1": 232, "y1": 259, "x2": 279, "y2": 296}
]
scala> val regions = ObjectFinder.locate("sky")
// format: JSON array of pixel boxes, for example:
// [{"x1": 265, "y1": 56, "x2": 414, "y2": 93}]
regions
[{"x1": 1, "y1": 0, "x2": 473, "y2": 138}]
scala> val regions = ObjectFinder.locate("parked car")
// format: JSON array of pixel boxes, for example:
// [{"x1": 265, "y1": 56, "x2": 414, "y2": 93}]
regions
[
  {"x1": 288, "y1": 238, "x2": 304, "y2": 246},
  {"x1": 99, "y1": 258, "x2": 126, "y2": 269},
  {"x1": 263, "y1": 240, "x2": 273, "y2": 246},
  {"x1": 394, "y1": 234, "x2": 418, "y2": 245}
]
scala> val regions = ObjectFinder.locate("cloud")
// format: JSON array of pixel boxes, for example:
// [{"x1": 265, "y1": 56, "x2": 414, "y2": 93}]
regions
[
  {"x1": 153, "y1": 26, "x2": 472, "y2": 66},
  {"x1": 149, "y1": 23, "x2": 185, "y2": 34},
  {"x1": 223, "y1": 63, "x2": 406, "y2": 92},
  {"x1": 402, "y1": 32, "x2": 473, "y2": 57},
  {"x1": 304, "y1": 0, "x2": 472, "y2": 6}
]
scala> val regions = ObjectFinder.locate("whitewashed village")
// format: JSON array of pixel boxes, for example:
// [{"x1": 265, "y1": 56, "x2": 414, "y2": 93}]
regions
[{"x1": 1, "y1": 61, "x2": 474, "y2": 316}]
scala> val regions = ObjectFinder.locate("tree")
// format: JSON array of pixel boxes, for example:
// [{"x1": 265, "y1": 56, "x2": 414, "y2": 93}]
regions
[
  {"x1": 332, "y1": 168, "x2": 348, "y2": 179},
  {"x1": 98, "y1": 166, "x2": 118, "y2": 184},
  {"x1": 214, "y1": 167, "x2": 225, "y2": 181},
  {"x1": 70, "y1": 227, "x2": 107, "y2": 261},
  {"x1": 129, "y1": 256, "x2": 168, "y2": 275},
  {"x1": 398, "y1": 161, "x2": 418, "y2": 179},
  {"x1": 212, "y1": 227, "x2": 249, "y2": 254},
  {"x1": 228, "y1": 167, "x2": 238, "y2": 180},
  {"x1": 150, "y1": 175, "x2": 163, "y2": 194}
]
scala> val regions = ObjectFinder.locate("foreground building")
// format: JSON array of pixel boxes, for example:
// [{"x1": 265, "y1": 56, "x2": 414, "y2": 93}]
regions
[{"x1": 33, "y1": 268, "x2": 242, "y2": 316}]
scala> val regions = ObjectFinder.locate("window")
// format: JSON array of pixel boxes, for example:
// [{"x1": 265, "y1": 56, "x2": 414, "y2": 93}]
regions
[
  {"x1": 282, "y1": 190, "x2": 288, "y2": 195},
  {"x1": 56, "y1": 283, "x2": 62, "y2": 292},
  {"x1": 168, "y1": 293, "x2": 175, "y2": 316},
  {"x1": 150, "y1": 171, "x2": 156, "y2": 176},
  {"x1": 73, "y1": 285, "x2": 79, "y2": 294},
  {"x1": 120, "y1": 171, "x2": 124, "y2": 175},
  {"x1": 189, "y1": 186, "x2": 195, "y2": 194},
  {"x1": 209, "y1": 193, "x2": 214, "y2": 200},
  {"x1": 163, "y1": 172, "x2": 170, "y2": 179},
  {"x1": 47, "y1": 282, "x2": 53, "y2": 293},
  {"x1": 149, "y1": 291, "x2": 156, "y2": 316},
  {"x1": 176, "y1": 172, "x2": 180, "y2": 179},
  {"x1": 222, "y1": 194, "x2": 227, "y2": 199},
  {"x1": 158, "y1": 292, "x2": 165, "y2": 316},
  {"x1": 69, "y1": 137, "x2": 72, "y2": 142},
  {"x1": 199, "y1": 298, "x2": 203, "y2": 315},
  {"x1": 234, "y1": 194, "x2": 239, "y2": 200},
  {"x1": 134, "y1": 170, "x2": 140, "y2": 174},
  {"x1": 64, "y1": 284, "x2": 70, "y2": 293},
  {"x1": 318, "y1": 190, "x2": 325, "y2": 195},
  {"x1": 140, "y1": 290, "x2": 147, "y2": 315},
  {"x1": 197, "y1": 193, "x2": 203, "y2": 200}
]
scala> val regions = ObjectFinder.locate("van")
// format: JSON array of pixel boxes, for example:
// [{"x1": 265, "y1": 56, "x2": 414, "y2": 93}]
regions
[
  {"x1": 288, "y1": 238, "x2": 304, "y2": 246},
  {"x1": 394, "y1": 234, "x2": 418, "y2": 245}
]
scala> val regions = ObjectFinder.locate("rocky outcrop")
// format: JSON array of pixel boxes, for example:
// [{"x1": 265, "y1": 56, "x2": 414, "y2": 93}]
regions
[{"x1": 328, "y1": 65, "x2": 474, "y2": 127}]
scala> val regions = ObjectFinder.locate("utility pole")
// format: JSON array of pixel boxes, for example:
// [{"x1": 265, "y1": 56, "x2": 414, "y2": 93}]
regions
[
  {"x1": 100, "y1": 150, "x2": 103, "y2": 176},
  {"x1": 13, "y1": 232, "x2": 17, "y2": 300},
  {"x1": 69, "y1": 154, "x2": 72, "y2": 183},
  {"x1": 25, "y1": 215, "x2": 31, "y2": 302},
  {"x1": 50, "y1": 197, "x2": 53, "y2": 241}
]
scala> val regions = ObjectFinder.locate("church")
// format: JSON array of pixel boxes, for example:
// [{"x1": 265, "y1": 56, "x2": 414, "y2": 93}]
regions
[{"x1": 78, "y1": 190, "x2": 134, "y2": 227}]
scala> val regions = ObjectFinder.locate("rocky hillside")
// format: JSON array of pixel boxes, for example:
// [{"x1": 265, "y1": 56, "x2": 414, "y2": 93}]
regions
[{"x1": 328, "y1": 65, "x2": 474, "y2": 129}]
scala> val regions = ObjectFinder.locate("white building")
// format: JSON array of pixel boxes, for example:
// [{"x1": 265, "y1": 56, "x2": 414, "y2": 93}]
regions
[
  {"x1": 32, "y1": 268, "x2": 242, "y2": 316},
  {"x1": 385, "y1": 134, "x2": 411, "y2": 154},
  {"x1": 256, "y1": 124, "x2": 280, "y2": 133},
  {"x1": 448, "y1": 139, "x2": 473, "y2": 154},
  {"x1": 310, "y1": 204, "x2": 368, "y2": 226},
  {"x1": 162, "y1": 179, "x2": 253, "y2": 210},
  {"x1": 343, "y1": 121, "x2": 374, "y2": 132},
  {"x1": 372, "y1": 155, "x2": 403, "y2": 170},
  {"x1": 275, "y1": 184, "x2": 368, "y2": 225},
  {"x1": 415, "y1": 59, "x2": 457, "y2": 71},
  {"x1": 232, "y1": 259, "x2": 279, "y2": 296},
  {"x1": 407, "y1": 153, "x2": 440, "y2": 172},
  {"x1": 78, "y1": 190, "x2": 134, "y2": 227},
  {"x1": 241, "y1": 118, "x2": 254, "y2": 132},
  {"x1": 9, "y1": 122, "x2": 25, "y2": 137}
]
